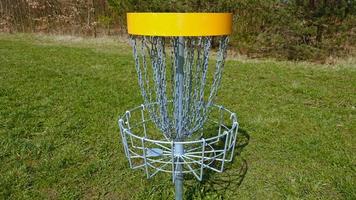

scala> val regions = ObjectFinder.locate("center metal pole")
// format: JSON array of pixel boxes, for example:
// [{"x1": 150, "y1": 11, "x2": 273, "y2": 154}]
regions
[{"x1": 175, "y1": 36, "x2": 185, "y2": 200}]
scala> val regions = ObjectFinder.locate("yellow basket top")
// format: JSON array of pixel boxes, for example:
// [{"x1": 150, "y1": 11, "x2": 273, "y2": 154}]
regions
[{"x1": 127, "y1": 13, "x2": 232, "y2": 36}]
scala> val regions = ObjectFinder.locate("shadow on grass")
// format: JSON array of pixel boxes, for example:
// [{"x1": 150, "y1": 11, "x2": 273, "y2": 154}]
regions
[
  {"x1": 138, "y1": 128, "x2": 250, "y2": 199},
  {"x1": 185, "y1": 128, "x2": 250, "y2": 199}
]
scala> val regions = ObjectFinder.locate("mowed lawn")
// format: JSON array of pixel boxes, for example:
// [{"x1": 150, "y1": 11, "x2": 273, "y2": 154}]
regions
[{"x1": 0, "y1": 33, "x2": 355, "y2": 200}]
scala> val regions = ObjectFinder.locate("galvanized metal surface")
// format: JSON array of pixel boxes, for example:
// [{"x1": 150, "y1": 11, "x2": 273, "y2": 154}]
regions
[
  {"x1": 123, "y1": 34, "x2": 233, "y2": 200},
  {"x1": 130, "y1": 36, "x2": 229, "y2": 140},
  {"x1": 118, "y1": 102, "x2": 239, "y2": 181}
]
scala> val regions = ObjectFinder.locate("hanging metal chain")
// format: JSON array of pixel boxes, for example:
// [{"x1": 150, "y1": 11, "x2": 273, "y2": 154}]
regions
[{"x1": 130, "y1": 35, "x2": 229, "y2": 140}]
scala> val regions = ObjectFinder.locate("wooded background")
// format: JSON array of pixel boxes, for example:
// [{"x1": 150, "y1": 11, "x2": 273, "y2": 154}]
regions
[{"x1": 1, "y1": 0, "x2": 355, "y2": 61}]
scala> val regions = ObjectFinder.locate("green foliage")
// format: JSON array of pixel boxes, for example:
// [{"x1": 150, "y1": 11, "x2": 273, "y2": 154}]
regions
[
  {"x1": 107, "y1": 0, "x2": 356, "y2": 61},
  {"x1": 1, "y1": 0, "x2": 354, "y2": 61},
  {"x1": 108, "y1": 0, "x2": 238, "y2": 12},
  {"x1": 0, "y1": 33, "x2": 355, "y2": 199},
  {"x1": 98, "y1": 15, "x2": 113, "y2": 26},
  {"x1": 292, "y1": 0, "x2": 355, "y2": 43}
]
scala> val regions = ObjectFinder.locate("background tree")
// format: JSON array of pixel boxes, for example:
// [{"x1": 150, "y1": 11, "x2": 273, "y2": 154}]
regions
[{"x1": 0, "y1": 0, "x2": 355, "y2": 62}]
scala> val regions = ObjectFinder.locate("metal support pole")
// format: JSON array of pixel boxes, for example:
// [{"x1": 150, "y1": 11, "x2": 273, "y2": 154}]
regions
[
  {"x1": 175, "y1": 37, "x2": 185, "y2": 200},
  {"x1": 174, "y1": 143, "x2": 184, "y2": 200}
]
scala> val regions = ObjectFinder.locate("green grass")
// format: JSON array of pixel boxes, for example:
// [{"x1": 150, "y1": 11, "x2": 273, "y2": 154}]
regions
[{"x1": 0, "y1": 33, "x2": 355, "y2": 200}]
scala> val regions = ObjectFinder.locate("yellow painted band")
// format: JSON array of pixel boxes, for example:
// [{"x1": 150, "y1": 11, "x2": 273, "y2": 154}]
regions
[{"x1": 127, "y1": 13, "x2": 232, "y2": 36}]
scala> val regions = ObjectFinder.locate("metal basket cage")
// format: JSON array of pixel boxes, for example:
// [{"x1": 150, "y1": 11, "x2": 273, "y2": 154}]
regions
[{"x1": 118, "y1": 102, "x2": 239, "y2": 182}]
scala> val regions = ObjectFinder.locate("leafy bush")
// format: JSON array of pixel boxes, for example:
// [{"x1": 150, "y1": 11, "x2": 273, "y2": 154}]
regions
[
  {"x1": 0, "y1": 0, "x2": 355, "y2": 61},
  {"x1": 107, "y1": 0, "x2": 356, "y2": 62}
]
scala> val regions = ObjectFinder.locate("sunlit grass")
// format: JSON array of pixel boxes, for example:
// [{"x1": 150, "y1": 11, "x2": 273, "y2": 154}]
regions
[{"x1": 0, "y1": 33, "x2": 355, "y2": 199}]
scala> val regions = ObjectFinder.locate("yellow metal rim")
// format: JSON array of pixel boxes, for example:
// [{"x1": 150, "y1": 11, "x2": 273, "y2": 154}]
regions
[{"x1": 127, "y1": 13, "x2": 232, "y2": 36}]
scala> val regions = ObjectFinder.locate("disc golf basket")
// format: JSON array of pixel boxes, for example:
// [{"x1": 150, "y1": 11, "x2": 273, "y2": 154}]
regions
[{"x1": 118, "y1": 13, "x2": 239, "y2": 200}]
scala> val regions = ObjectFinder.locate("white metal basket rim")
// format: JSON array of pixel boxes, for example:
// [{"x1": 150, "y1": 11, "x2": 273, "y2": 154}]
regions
[{"x1": 118, "y1": 102, "x2": 238, "y2": 145}]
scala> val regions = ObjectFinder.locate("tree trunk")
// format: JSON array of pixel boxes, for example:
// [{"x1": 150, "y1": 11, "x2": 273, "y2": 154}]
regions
[{"x1": 316, "y1": 24, "x2": 323, "y2": 44}]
